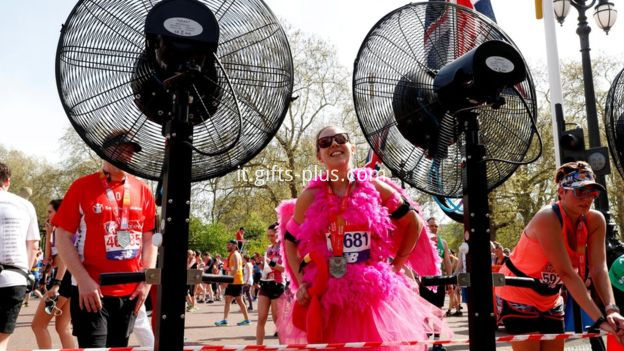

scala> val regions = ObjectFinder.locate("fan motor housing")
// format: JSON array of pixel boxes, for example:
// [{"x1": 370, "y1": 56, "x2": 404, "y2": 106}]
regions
[
  {"x1": 145, "y1": 0, "x2": 219, "y2": 70},
  {"x1": 132, "y1": 0, "x2": 222, "y2": 126},
  {"x1": 434, "y1": 40, "x2": 526, "y2": 112}
]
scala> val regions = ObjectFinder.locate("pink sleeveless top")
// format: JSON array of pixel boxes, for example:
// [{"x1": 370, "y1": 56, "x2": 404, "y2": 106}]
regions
[{"x1": 496, "y1": 202, "x2": 588, "y2": 312}]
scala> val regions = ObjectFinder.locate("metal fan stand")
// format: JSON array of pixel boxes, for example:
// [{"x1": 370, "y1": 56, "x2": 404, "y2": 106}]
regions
[
  {"x1": 154, "y1": 86, "x2": 195, "y2": 351},
  {"x1": 460, "y1": 111, "x2": 497, "y2": 351}
]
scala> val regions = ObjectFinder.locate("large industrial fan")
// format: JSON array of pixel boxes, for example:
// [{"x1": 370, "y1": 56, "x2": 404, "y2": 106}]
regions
[
  {"x1": 353, "y1": 3, "x2": 539, "y2": 351},
  {"x1": 353, "y1": 3, "x2": 537, "y2": 197},
  {"x1": 606, "y1": 68, "x2": 624, "y2": 180},
  {"x1": 56, "y1": 0, "x2": 293, "y2": 349},
  {"x1": 56, "y1": 0, "x2": 292, "y2": 181}
]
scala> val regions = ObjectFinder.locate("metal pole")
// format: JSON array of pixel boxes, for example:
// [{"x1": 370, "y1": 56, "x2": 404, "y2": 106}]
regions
[
  {"x1": 543, "y1": 0, "x2": 566, "y2": 166},
  {"x1": 154, "y1": 89, "x2": 193, "y2": 351},
  {"x1": 571, "y1": 0, "x2": 616, "y2": 238},
  {"x1": 462, "y1": 113, "x2": 496, "y2": 351}
]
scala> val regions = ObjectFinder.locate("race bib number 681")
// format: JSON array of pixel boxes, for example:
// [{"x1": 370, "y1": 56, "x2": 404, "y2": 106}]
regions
[{"x1": 326, "y1": 229, "x2": 371, "y2": 264}]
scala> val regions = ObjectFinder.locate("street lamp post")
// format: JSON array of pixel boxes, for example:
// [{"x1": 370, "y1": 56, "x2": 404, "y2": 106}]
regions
[
  {"x1": 553, "y1": 5, "x2": 618, "y2": 348},
  {"x1": 553, "y1": 0, "x2": 618, "y2": 239}
]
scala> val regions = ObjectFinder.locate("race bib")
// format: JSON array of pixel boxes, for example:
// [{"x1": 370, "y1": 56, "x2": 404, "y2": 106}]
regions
[
  {"x1": 104, "y1": 221, "x2": 141, "y2": 260},
  {"x1": 326, "y1": 228, "x2": 371, "y2": 264},
  {"x1": 539, "y1": 271, "x2": 562, "y2": 288}
]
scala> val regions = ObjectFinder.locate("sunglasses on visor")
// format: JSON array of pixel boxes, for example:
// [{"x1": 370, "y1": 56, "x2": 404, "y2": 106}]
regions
[{"x1": 317, "y1": 133, "x2": 349, "y2": 149}]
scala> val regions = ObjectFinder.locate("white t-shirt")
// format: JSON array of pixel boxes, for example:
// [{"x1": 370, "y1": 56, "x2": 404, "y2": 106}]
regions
[
  {"x1": 0, "y1": 190, "x2": 40, "y2": 287},
  {"x1": 243, "y1": 261, "x2": 254, "y2": 285}
]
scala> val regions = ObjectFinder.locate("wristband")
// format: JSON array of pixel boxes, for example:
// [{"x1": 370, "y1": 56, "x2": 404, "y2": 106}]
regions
[
  {"x1": 51, "y1": 279, "x2": 62, "y2": 287},
  {"x1": 606, "y1": 303, "x2": 620, "y2": 315},
  {"x1": 284, "y1": 231, "x2": 298, "y2": 244},
  {"x1": 588, "y1": 316, "x2": 607, "y2": 332},
  {"x1": 299, "y1": 253, "x2": 312, "y2": 273}
]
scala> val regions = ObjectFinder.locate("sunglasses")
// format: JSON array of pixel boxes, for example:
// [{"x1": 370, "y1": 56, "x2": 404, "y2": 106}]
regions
[
  {"x1": 44, "y1": 295, "x2": 62, "y2": 316},
  {"x1": 571, "y1": 187, "x2": 600, "y2": 199},
  {"x1": 317, "y1": 133, "x2": 349, "y2": 149}
]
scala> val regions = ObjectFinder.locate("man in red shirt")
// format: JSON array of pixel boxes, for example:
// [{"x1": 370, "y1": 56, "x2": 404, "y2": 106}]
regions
[
  {"x1": 53, "y1": 132, "x2": 157, "y2": 347},
  {"x1": 236, "y1": 227, "x2": 245, "y2": 252}
]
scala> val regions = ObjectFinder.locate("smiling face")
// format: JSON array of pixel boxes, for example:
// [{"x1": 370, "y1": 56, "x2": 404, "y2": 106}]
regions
[{"x1": 316, "y1": 126, "x2": 355, "y2": 170}]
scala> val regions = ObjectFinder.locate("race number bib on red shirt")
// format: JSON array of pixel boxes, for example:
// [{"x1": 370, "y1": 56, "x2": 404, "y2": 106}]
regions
[
  {"x1": 104, "y1": 221, "x2": 141, "y2": 260},
  {"x1": 326, "y1": 224, "x2": 371, "y2": 264}
]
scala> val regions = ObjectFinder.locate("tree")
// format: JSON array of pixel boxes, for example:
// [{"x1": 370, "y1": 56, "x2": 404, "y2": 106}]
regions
[
  {"x1": 188, "y1": 218, "x2": 230, "y2": 256},
  {"x1": 57, "y1": 127, "x2": 101, "y2": 189},
  {"x1": 440, "y1": 221, "x2": 465, "y2": 252},
  {"x1": 0, "y1": 145, "x2": 64, "y2": 227},
  {"x1": 191, "y1": 26, "x2": 353, "y2": 232}
]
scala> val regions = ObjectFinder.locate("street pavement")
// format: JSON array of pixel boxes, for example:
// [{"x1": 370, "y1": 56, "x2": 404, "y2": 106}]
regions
[{"x1": 10, "y1": 296, "x2": 595, "y2": 350}]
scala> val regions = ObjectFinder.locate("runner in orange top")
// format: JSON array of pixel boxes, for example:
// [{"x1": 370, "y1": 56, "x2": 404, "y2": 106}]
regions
[
  {"x1": 214, "y1": 240, "x2": 250, "y2": 326},
  {"x1": 495, "y1": 161, "x2": 624, "y2": 351}
]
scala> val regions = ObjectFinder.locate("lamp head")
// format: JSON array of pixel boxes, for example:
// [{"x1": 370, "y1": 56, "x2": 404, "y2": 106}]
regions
[
  {"x1": 553, "y1": 0, "x2": 572, "y2": 25},
  {"x1": 594, "y1": 0, "x2": 617, "y2": 34}
]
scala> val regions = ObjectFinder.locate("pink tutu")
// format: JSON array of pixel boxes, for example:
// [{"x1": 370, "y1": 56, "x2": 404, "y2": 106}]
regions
[
  {"x1": 276, "y1": 169, "x2": 450, "y2": 349},
  {"x1": 276, "y1": 263, "x2": 449, "y2": 350}
]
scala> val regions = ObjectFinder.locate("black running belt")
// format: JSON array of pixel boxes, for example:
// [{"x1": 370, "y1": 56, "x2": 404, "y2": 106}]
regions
[
  {"x1": 503, "y1": 257, "x2": 562, "y2": 296},
  {"x1": 0, "y1": 264, "x2": 34, "y2": 285}
]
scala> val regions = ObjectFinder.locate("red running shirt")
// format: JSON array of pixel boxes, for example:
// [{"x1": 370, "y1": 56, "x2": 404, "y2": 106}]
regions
[{"x1": 53, "y1": 172, "x2": 155, "y2": 297}]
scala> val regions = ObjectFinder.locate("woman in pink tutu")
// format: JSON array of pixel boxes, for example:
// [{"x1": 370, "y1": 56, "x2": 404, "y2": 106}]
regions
[{"x1": 277, "y1": 125, "x2": 450, "y2": 349}]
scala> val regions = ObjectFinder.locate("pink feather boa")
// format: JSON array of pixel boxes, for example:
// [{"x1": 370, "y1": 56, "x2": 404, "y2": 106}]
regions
[{"x1": 277, "y1": 168, "x2": 441, "y2": 310}]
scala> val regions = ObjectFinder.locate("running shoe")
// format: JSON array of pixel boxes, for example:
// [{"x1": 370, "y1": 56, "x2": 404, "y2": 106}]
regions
[
  {"x1": 207, "y1": 300, "x2": 214, "y2": 304},
  {"x1": 236, "y1": 319, "x2": 251, "y2": 326},
  {"x1": 214, "y1": 320, "x2": 228, "y2": 326}
]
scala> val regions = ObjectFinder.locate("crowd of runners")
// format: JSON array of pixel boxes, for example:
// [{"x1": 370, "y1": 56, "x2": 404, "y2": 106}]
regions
[{"x1": 2, "y1": 126, "x2": 624, "y2": 351}]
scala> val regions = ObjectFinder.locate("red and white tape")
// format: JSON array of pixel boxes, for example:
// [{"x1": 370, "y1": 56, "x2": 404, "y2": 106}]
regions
[{"x1": 20, "y1": 331, "x2": 607, "y2": 351}]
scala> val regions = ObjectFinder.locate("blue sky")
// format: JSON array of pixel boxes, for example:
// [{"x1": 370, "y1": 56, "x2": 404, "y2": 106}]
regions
[{"x1": 1, "y1": 0, "x2": 623, "y2": 163}]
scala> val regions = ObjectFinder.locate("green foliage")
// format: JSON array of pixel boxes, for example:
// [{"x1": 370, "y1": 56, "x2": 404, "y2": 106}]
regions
[
  {"x1": 187, "y1": 214, "x2": 271, "y2": 257},
  {"x1": 188, "y1": 218, "x2": 230, "y2": 256},
  {"x1": 1, "y1": 146, "x2": 64, "y2": 229},
  {"x1": 1, "y1": 128, "x2": 102, "y2": 232},
  {"x1": 439, "y1": 222, "x2": 464, "y2": 252}
]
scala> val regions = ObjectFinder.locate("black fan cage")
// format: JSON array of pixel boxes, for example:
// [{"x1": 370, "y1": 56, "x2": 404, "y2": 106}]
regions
[
  {"x1": 56, "y1": 0, "x2": 293, "y2": 181},
  {"x1": 353, "y1": 2, "x2": 537, "y2": 197},
  {"x1": 605, "y1": 68, "x2": 624, "y2": 180}
]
